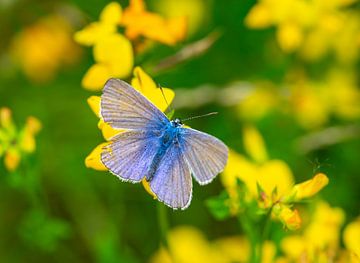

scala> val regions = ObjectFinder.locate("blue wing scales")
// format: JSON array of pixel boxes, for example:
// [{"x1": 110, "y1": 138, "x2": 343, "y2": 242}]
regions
[{"x1": 101, "y1": 130, "x2": 160, "y2": 182}]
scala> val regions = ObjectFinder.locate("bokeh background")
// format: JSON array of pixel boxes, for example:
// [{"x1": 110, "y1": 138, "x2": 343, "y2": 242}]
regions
[{"x1": 0, "y1": 0, "x2": 359, "y2": 262}]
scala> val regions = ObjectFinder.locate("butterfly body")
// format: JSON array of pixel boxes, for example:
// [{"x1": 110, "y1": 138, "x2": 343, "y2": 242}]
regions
[
  {"x1": 101, "y1": 79, "x2": 228, "y2": 209},
  {"x1": 146, "y1": 119, "x2": 183, "y2": 181}
]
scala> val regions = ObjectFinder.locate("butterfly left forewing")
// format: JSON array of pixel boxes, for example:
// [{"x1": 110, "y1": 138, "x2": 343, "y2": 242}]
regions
[
  {"x1": 178, "y1": 128, "x2": 228, "y2": 185},
  {"x1": 101, "y1": 78, "x2": 169, "y2": 131}
]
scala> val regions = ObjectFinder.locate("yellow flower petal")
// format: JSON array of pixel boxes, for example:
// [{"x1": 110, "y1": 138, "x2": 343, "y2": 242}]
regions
[
  {"x1": 87, "y1": 96, "x2": 122, "y2": 140},
  {"x1": 98, "y1": 119, "x2": 121, "y2": 141},
  {"x1": 292, "y1": 173, "x2": 329, "y2": 201},
  {"x1": 85, "y1": 143, "x2": 109, "y2": 171},
  {"x1": 82, "y1": 63, "x2": 111, "y2": 91},
  {"x1": 142, "y1": 179, "x2": 157, "y2": 199},
  {"x1": 100, "y1": 2, "x2": 122, "y2": 25},
  {"x1": 276, "y1": 22, "x2": 303, "y2": 52},
  {"x1": 344, "y1": 218, "x2": 360, "y2": 257},
  {"x1": 19, "y1": 132, "x2": 36, "y2": 153},
  {"x1": 93, "y1": 34, "x2": 133, "y2": 77},
  {"x1": 87, "y1": 96, "x2": 101, "y2": 118},
  {"x1": 258, "y1": 160, "x2": 294, "y2": 198},
  {"x1": 131, "y1": 66, "x2": 175, "y2": 112},
  {"x1": 243, "y1": 125, "x2": 268, "y2": 163},
  {"x1": 4, "y1": 149, "x2": 21, "y2": 172},
  {"x1": 74, "y1": 22, "x2": 117, "y2": 46}
]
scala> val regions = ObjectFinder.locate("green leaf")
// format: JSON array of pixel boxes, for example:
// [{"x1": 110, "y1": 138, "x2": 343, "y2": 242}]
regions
[{"x1": 206, "y1": 191, "x2": 231, "y2": 220}]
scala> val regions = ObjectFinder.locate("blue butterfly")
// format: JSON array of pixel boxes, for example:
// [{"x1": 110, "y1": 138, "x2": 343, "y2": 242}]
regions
[{"x1": 100, "y1": 79, "x2": 228, "y2": 209}]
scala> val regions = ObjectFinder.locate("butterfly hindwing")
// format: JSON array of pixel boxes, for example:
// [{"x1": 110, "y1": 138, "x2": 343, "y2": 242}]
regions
[
  {"x1": 101, "y1": 78, "x2": 169, "y2": 131},
  {"x1": 150, "y1": 142, "x2": 192, "y2": 210},
  {"x1": 101, "y1": 130, "x2": 160, "y2": 182},
  {"x1": 179, "y1": 128, "x2": 228, "y2": 185}
]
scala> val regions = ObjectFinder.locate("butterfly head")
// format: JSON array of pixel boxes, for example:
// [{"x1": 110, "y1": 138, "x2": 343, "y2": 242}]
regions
[{"x1": 171, "y1": 118, "x2": 183, "y2": 127}]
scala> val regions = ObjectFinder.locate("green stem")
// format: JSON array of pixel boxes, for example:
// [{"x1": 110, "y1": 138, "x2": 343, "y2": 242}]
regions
[
  {"x1": 238, "y1": 214, "x2": 259, "y2": 263},
  {"x1": 156, "y1": 202, "x2": 169, "y2": 249},
  {"x1": 258, "y1": 208, "x2": 273, "y2": 263}
]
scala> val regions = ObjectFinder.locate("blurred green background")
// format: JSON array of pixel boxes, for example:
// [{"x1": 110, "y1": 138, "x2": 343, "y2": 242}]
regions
[{"x1": 0, "y1": 0, "x2": 359, "y2": 262}]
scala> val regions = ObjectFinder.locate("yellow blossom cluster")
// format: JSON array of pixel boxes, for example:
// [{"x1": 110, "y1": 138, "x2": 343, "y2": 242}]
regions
[
  {"x1": 245, "y1": 0, "x2": 360, "y2": 63},
  {"x1": 150, "y1": 209, "x2": 360, "y2": 263},
  {"x1": 237, "y1": 69, "x2": 360, "y2": 130},
  {"x1": 149, "y1": 226, "x2": 276, "y2": 263},
  {"x1": 0, "y1": 108, "x2": 41, "y2": 172},
  {"x1": 10, "y1": 14, "x2": 80, "y2": 83},
  {"x1": 221, "y1": 126, "x2": 328, "y2": 230},
  {"x1": 74, "y1": 0, "x2": 187, "y2": 91}
]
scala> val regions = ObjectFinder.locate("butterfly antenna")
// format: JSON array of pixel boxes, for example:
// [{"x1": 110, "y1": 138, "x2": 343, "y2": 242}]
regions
[
  {"x1": 158, "y1": 84, "x2": 173, "y2": 112},
  {"x1": 182, "y1": 112, "x2": 218, "y2": 122}
]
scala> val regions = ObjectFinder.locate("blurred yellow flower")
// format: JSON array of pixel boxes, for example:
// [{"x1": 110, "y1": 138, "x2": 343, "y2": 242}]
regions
[
  {"x1": 290, "y1": 69, "x2": 360, "y2": 129},
  {"x1": 153, "y1": 0, "x2": 207, "y2": 37},
  {"x1": 344, "y1": 217, "x2": 360, "y2": 258},
  {"x1": 149, "y1": 226, "x2": 277, "y2": 263},
  {"x1": 0, "y1": 108, "x2": 41, "y2": 172},
  {"x1": 237, "y1": 83, "x2": 280, "y2": 121},
  {"x1": 121, "y1": 0, "x2": 187, "y2": 46},
  {"x1": 85, "y1": 67, "x2": 174, "y2": 197},
  {"x1": 221, "y1": 126, "x2": 294, "y2": 203},
  {"x1": 74, "y1": 2, "x2": 134, "y2": 91},
  {"x1": 10, "y1": 14, "x2": 80, "y2": 83},
  {"x1": 281, "y1": 201, "x2": 345, "y2": 261},
  {"x1": 245, "y1": 0, "x2": 360, "y2": 61}
]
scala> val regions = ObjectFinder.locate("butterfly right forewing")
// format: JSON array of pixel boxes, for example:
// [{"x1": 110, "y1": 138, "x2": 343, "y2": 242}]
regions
[{"x1": 179, "y1": 128, "x2": 228, "y2": 185}]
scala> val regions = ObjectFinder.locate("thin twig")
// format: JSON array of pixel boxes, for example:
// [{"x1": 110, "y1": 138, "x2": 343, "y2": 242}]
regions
[
  {"x1": 153, "y1": 30, "x2": 222, "y2": 73},
  {"x1": 294, "y1": 124, "x2": 360, "y2": 154}
]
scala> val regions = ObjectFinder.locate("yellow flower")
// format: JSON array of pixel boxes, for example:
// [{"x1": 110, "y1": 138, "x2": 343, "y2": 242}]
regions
[
  {"x1": 290, "y1": 69, "x2": 360, "y2": 129},
  {"x1": 74, "y1": 2, "x2": 122, "y2": 46},
  {"x1": 0, "y1": 108, "x2": 41, "y2": 172},
  {"x1": 10, "y1": 14, "x2": 80, "y2": 83},
  {"x1": 149, "y1": 226, "x2": 276, "y2": 263},
  {"x1": 85, "y1": 67, "x2": 174, "y2": 197},
  {"x1": 273, "y1": 204, "x2": 301, "y2": 231},
  {"x1": 344, "y1": 218, "x2": 360, "y2": 258},
  {"x1": 281, "y1": 201, "x2": 345, "y2": 261},
  {"x1": 153, "y1": 0, "x2": 207, "y2": 37},
  {"x1": 221, "y1": 126, "x2": 328, "y2": 230},
  {"x1": 245, "y1": 0, "x2": 359, "y2": 60},
  {"x1": 237, "y1": 82, "x2": 279, "y2": 121},
  {"x1": 221, "y1": 126, "x2": 294, "y2": 204},
  {"x1": 121, "y1": 0, "x2": 187, "y2": 46},
  {"x1": 74, "y1": 2, "x2": 134, "y2": 91},
  {"x1": 288, "y1": 173, "x2": 329, "y2": 201}
]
